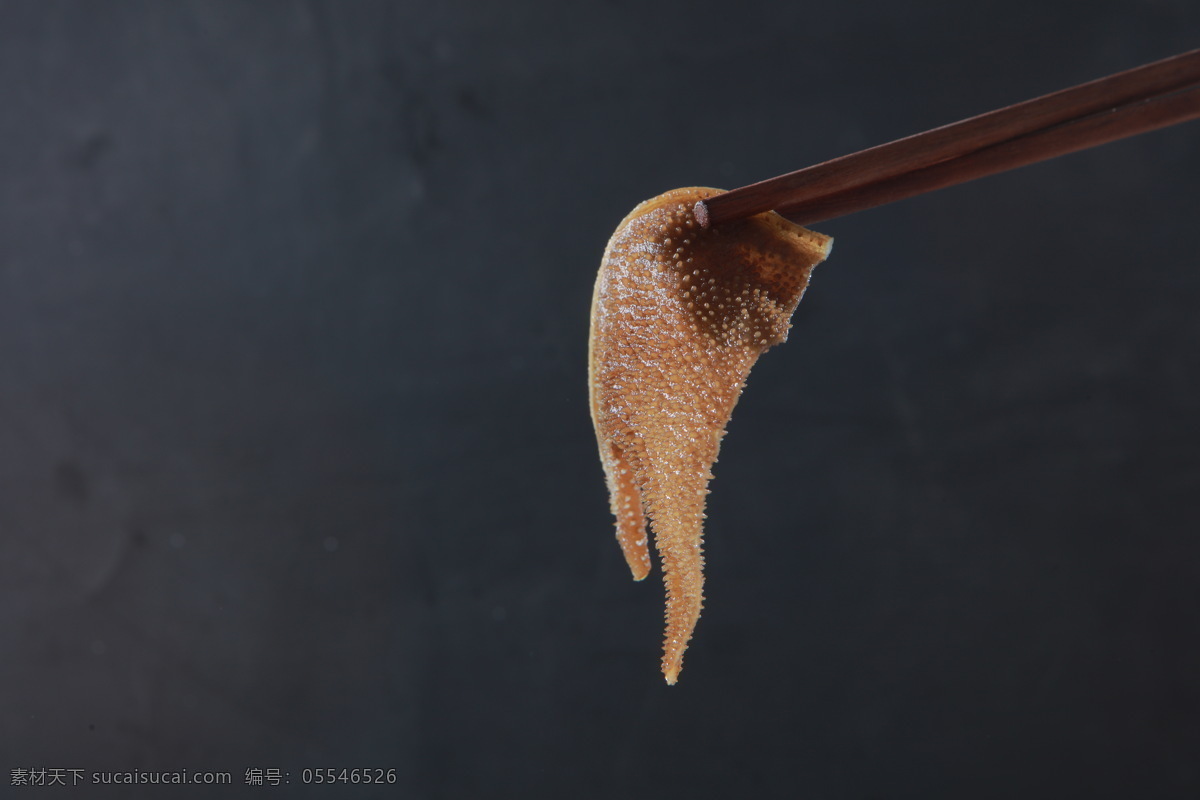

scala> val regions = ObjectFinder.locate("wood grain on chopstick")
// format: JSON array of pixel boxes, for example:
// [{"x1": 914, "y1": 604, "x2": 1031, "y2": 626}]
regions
[{"x1": 695, "y1": 48, "x2": 1200, "y2": 228}]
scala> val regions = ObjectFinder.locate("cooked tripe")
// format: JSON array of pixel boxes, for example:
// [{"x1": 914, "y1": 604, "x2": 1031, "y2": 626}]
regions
[{"x1": 588, "y1": 187, "x2": 832, "y2": 684}]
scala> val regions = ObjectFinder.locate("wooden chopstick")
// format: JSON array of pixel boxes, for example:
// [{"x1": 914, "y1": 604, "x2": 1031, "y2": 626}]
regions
[
  {"x1": 695, "y1": 48, "x2": 1200, "y2": 228},
  {"x1": 776, "y1": 82, "x2": 1200, "y2": 226}
]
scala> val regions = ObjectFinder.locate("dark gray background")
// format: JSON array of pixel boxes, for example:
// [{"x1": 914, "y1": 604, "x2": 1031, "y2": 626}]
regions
[{"x1": 2, "y1": 2, "x2": 1198, "y2": 798}]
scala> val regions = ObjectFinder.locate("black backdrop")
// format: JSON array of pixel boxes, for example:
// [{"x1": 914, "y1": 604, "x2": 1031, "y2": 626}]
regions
[{"x1": 3, "y1": 2, "x2": 1199, "y2": 798}]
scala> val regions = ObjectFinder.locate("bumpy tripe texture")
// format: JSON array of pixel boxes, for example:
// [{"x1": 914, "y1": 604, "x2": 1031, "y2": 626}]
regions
[{"x1": 589, "y1": 187, "x2": 832, "y2": 684}]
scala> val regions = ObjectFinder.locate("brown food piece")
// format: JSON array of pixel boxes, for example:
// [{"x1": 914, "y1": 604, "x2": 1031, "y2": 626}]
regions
[{"x1": 588, "y1": 187, "x2": 832, "y2": 684}]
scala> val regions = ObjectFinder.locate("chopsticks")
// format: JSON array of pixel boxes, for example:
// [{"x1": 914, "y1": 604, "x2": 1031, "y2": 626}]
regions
[{"x1": 694, "y1": 48, "x2": 1200, "y2": 229}]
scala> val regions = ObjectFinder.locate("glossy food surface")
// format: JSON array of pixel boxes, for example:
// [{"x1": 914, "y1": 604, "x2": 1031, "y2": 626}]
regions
[{"x1": 589, "y1": 187, "x2": 832, "y2": 683}]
